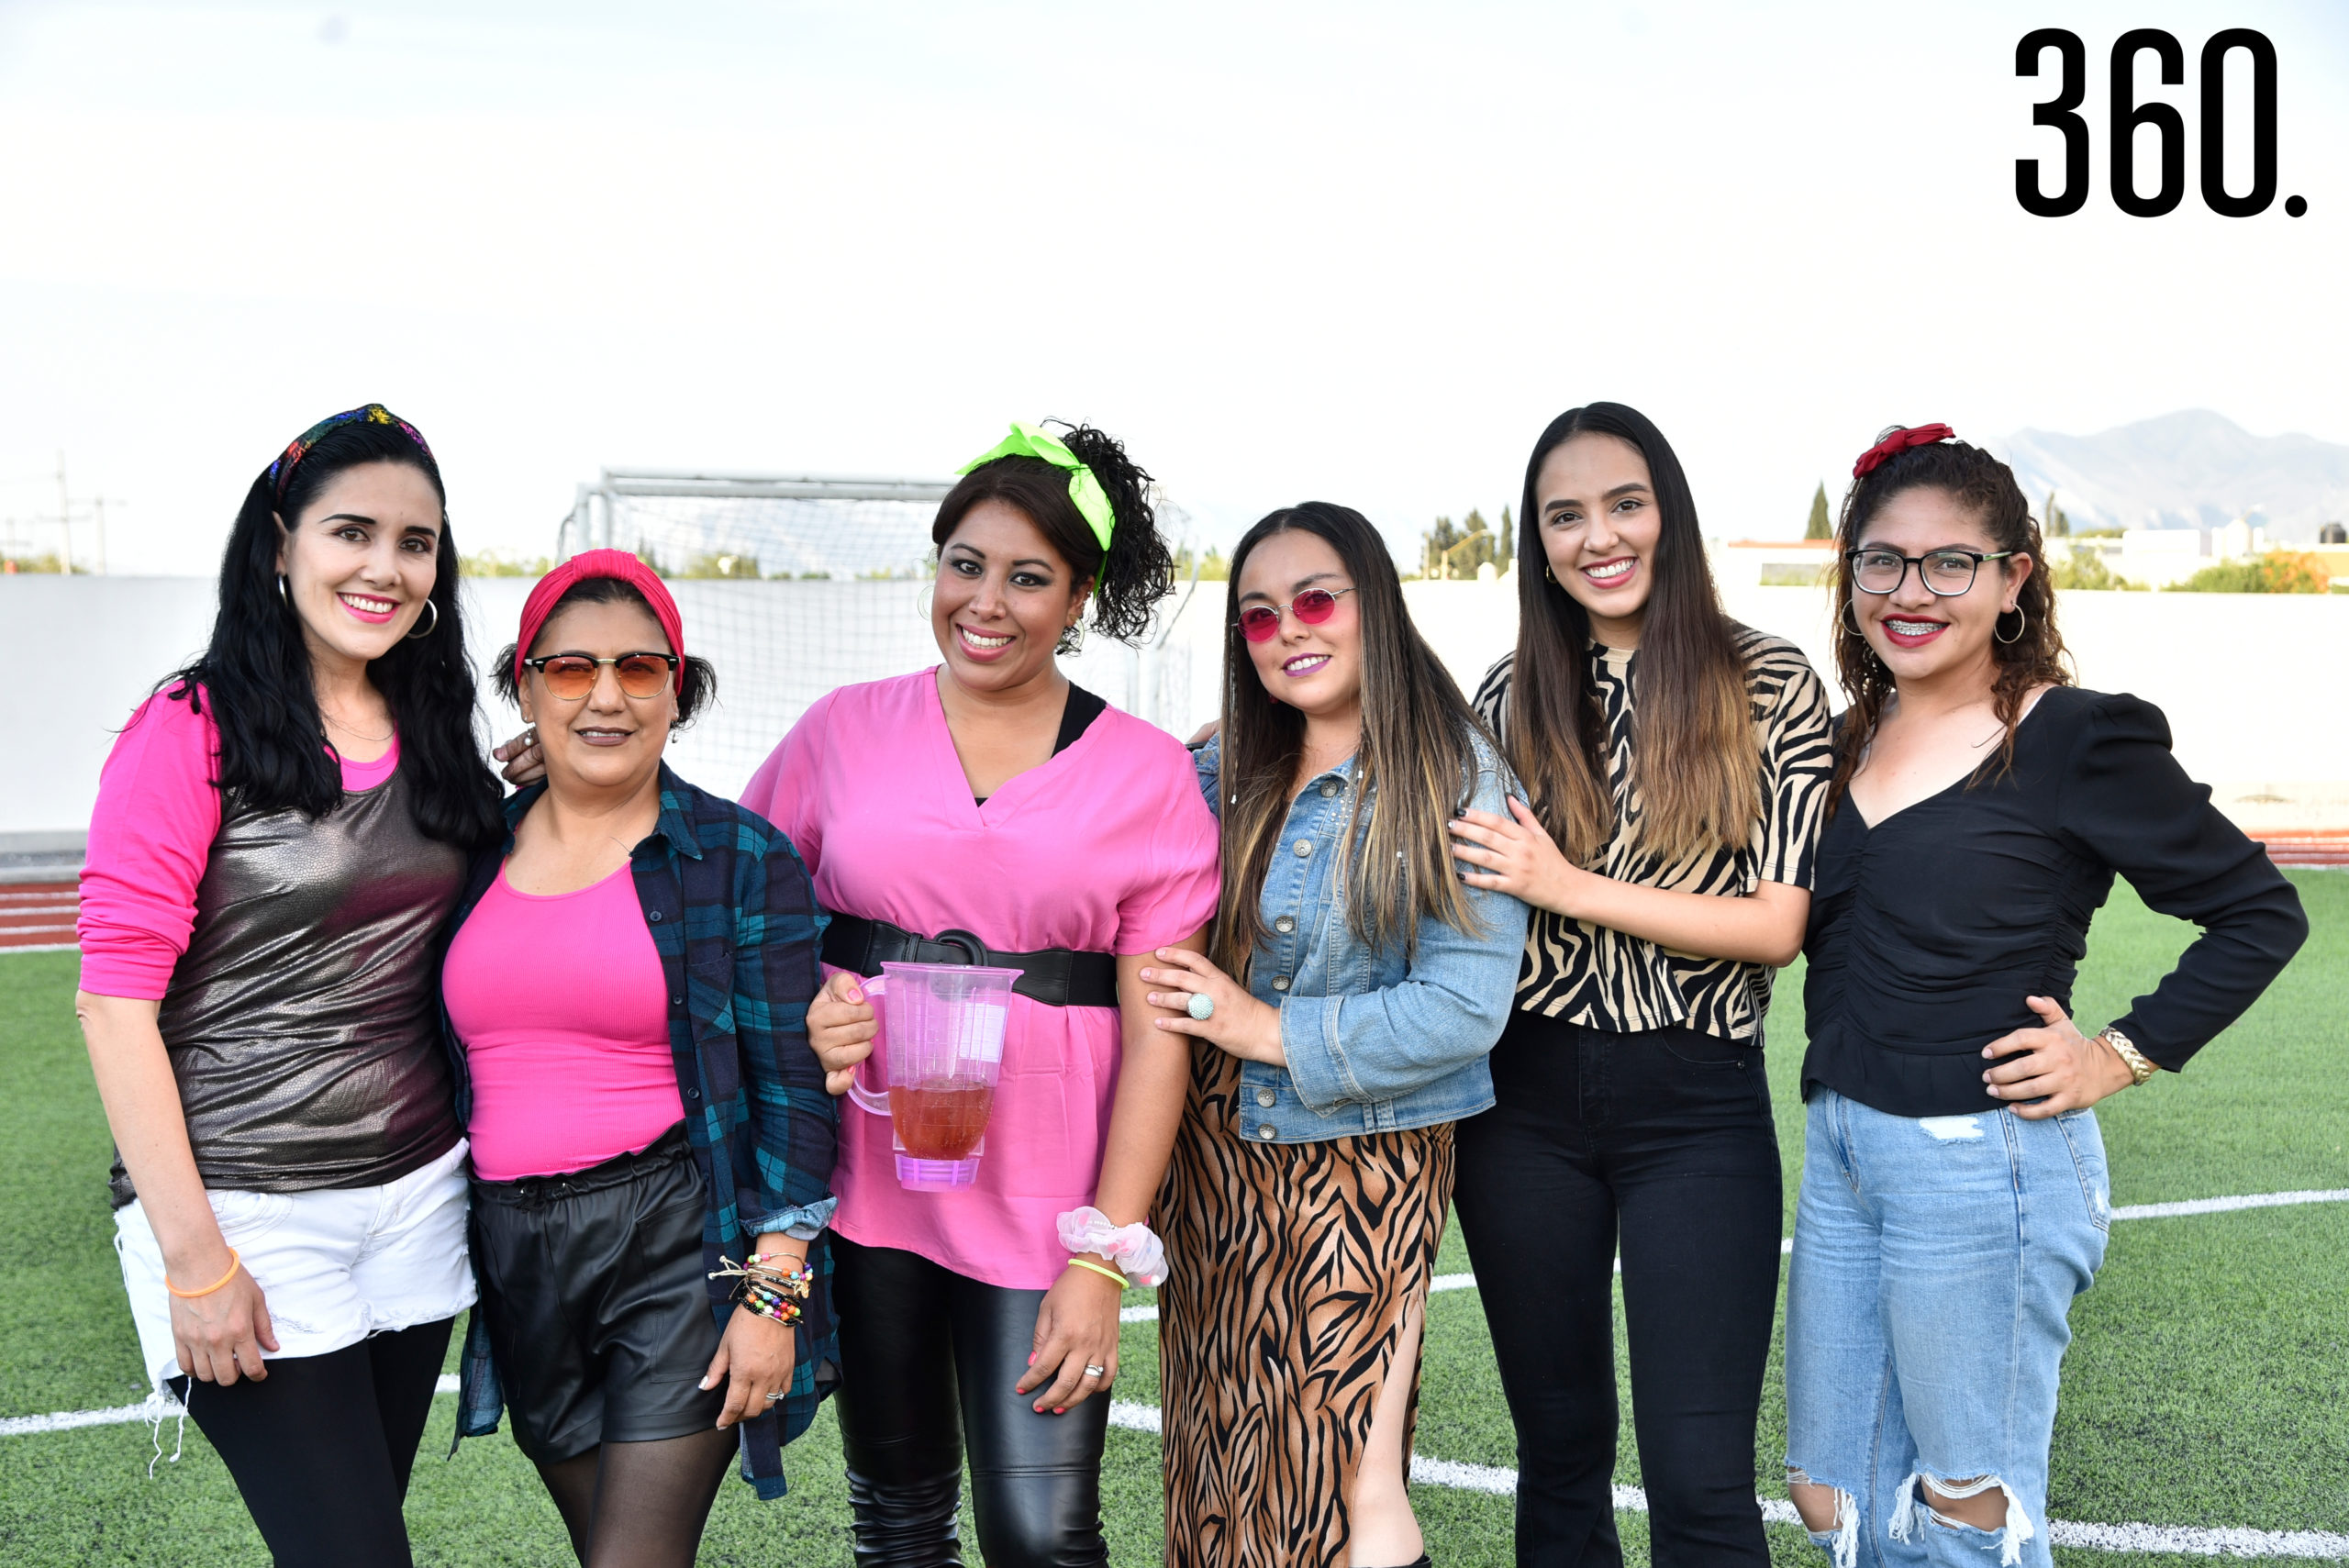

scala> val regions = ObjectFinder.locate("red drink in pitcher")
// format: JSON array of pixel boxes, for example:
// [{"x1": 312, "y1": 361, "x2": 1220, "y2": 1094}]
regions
[{"x1": 888, "y1": 1077, "x2": 996, "y2": 1162}]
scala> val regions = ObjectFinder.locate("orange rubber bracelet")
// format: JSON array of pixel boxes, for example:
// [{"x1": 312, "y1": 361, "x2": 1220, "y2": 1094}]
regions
[{"x1": 166, "y1": 1249, "x2": 242, "y2": 1299}]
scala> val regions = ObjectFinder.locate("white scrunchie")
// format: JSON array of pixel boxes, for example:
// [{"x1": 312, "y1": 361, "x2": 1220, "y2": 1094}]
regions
[{"x1": 1056, "y1": 1207, "x2": 1168, "y2": 1287}]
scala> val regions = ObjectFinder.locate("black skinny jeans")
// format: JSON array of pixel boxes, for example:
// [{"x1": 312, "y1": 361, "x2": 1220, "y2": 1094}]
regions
[
  {"x1": 1454, "y1": 1017, "x2": 1782, "y2": 1568},
  {"x1": 831, "y1": 1232, "x2": 1110, "y2": 1568}
]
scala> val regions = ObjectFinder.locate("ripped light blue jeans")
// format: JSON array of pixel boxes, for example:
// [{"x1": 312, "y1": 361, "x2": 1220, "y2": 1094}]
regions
[{"x1": 1783, "y1": 1089, "x2": 2110, "y2": 1567}]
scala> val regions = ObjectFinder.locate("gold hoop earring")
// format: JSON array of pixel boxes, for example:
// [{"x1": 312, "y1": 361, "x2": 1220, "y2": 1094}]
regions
[
  {"x1": 1994, "y1": 606, "x2": 2026, "y2": 644},
  {"x1": 405, "y1": 599, "x2": 440, "y2": 640},
  {"x1": 1543, "y1": 565, "x2": 1557, "y2": 584}
]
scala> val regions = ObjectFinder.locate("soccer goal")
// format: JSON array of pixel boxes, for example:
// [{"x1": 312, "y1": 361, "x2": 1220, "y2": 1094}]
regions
[{"x1": 556, "y1": 470, "x2": 1212, "y2": 796}]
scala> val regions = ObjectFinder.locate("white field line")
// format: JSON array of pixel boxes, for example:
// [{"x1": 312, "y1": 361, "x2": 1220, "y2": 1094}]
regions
[
  {"x1": 1114, "y1": 1192, "x2": 2348, "y2": 1324},
  {"x1": 10, "y1": 1383, "x2": 2346, "y2": 1555},
  {"x1": 0, "y1": 941, "x2": 79, "y2": 954}
]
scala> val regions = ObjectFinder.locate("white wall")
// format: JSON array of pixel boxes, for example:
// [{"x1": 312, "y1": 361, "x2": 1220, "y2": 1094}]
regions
[{"x1": 10, "y1": 573, "x2": 2349, "y2": 840}]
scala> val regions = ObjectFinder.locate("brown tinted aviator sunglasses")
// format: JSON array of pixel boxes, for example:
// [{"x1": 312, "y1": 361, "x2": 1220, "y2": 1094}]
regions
[{"x1": 522, "y1": 652, "x2": 679, "y2": 701}]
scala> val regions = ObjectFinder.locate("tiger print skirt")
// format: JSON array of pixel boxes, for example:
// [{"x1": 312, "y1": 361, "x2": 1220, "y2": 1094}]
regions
[{"x1": 1156, "y1": 1048, "x2": 1455, "y2": 1568}]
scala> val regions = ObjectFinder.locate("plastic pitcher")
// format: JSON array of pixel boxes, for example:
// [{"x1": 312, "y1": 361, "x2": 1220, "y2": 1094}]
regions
[{"x1": 845, "y1": 961, "x2": 1020, "y2": 1191}]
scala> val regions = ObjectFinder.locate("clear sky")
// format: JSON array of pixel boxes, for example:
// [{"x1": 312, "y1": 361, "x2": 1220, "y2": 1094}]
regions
[{"x1": 2, "y1": 0, "x2": 2343, "y2": 573}]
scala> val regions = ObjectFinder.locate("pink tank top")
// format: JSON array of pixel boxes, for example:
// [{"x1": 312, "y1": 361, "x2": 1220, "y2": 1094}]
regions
[{"x1": 442, "y1": 862, "x2": 683, "y2": 1182}]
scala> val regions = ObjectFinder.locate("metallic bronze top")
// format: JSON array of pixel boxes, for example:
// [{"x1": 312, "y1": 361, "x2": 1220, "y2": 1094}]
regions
[{"x1": 111, "y1": 763, "x2": 466, "y2": 1207}]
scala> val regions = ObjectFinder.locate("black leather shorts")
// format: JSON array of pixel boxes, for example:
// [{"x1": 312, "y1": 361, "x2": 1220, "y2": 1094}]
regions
[{"x1": 469, "y1": 1123, "x2": 724, "y2": 1463}]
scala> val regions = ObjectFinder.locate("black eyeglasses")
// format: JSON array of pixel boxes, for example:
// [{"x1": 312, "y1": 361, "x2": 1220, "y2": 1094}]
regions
[
  {"x1": 1846, "y1": 547, "x2": 2014, "y2": 597},
  {"x1": 523, "y1": 652, "x2": 678, "y2": 700}
]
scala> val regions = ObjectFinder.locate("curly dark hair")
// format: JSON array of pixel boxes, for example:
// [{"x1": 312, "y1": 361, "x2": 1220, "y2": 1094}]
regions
[
  {"x1": 931, "y1": 421, "x2": 1174, "y2": 650},
  {"x1": 1825, "y1": 430, "x2": 2073, "y2": 813},
  {"x1": 491, "y1": 575, "x2": 718, "y2": 728}
]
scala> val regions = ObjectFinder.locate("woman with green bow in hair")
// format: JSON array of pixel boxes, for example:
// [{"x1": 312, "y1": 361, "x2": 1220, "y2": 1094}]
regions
[{"x1": 748, "y1": 422, "x2": 1223, "y2": 1566}]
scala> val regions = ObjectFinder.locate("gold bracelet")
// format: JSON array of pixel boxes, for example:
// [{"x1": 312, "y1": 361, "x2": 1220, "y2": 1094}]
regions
[
  {"x1": 166, "y1": 1249, "x2": 243, "y2": 1300},
  {"x1": 2098, "y1": 1026, "x2": 2158, "y2": 1086},
  {"x1": 1065, "y1": 1256, "x2": 1130, "y2": 1290}
]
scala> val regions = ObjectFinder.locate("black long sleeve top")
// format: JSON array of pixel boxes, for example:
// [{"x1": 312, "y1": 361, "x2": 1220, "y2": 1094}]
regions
[{"x1": 1801, "y1": 687, "x2": 2308, "y2": 1118}]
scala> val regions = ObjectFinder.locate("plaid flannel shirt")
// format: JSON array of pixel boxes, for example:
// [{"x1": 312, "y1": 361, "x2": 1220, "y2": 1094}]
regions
[{"x1": 447, "y1": 766, "x2": 839, "y2": 1498}]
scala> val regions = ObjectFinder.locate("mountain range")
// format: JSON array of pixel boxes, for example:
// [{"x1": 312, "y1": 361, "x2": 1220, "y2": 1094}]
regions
[{"x1": 1993, "y1": 410, "x2": 2349, "y2": 542}]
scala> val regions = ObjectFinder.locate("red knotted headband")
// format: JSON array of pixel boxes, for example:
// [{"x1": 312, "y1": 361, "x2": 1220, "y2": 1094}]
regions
[
  {"x1": 514, "y1": 549, "x2": 687, "y2": 695},
  {"x1": 1852, "y1": 423, "x2": 1955, "y2": 478}
]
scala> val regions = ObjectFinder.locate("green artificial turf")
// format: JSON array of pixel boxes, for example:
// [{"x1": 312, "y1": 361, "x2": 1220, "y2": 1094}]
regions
[{"x1": 2, "y1": 874, "x2": 2343, "y2": 1564}]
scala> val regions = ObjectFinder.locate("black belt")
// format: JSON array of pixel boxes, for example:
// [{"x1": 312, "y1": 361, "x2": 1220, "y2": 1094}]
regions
[{"x1": 821, "y1": 913, "x2": 1119, "y2": 1010}]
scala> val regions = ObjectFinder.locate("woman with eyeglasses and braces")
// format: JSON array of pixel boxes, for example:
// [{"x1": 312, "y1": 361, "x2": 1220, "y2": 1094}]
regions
[
  {"x1": 1145, "y1": 501, "x2": 1531, "y2": 1568},
  {"x1": 76, "y1": 406, "x2": 502, "y2": 1568},
  {"x1": 1782, "y1": 428, "x2": 2304, "y2": 1567},
  {"x1": 1444, "y1": 403, "x2": 1834, "y2": 1568},
  {"x1": 441, "y1": 551, "x2": 838, "y2": 1568}
]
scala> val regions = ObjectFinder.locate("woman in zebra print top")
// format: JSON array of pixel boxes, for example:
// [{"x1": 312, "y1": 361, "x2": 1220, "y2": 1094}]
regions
[{"x1": 1445, "y1": 402, "x2": 1833, "y2": 1568}]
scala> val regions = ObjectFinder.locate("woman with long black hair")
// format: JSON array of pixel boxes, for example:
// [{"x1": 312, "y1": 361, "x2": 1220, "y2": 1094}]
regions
[
  {"x1": 1445, "y1": 403, "x2": 1834, "y2": 1565},
  {"x1": 75, "y1": 405, "x2": 502, "y2": 1567}
]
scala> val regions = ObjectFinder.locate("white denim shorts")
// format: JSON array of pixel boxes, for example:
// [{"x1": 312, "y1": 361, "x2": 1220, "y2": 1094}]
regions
[{"x1": 114, "y1": 1139, "x2": 475, "y2": 1391}]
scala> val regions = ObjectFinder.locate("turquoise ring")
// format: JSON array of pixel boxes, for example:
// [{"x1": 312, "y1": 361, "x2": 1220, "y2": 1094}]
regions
[{"x1": 1187, "y1": 992, "x2": 1215, "y2": 1021}]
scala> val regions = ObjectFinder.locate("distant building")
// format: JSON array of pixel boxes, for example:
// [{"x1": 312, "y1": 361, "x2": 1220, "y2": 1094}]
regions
[{"x1": 2321, "y1": 522, "x2": 2347, "y2": 545}]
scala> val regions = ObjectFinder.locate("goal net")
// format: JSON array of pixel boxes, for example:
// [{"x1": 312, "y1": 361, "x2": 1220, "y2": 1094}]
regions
[{"x1": 556, "y1": 470, "x2": 1210, "y2": 797}]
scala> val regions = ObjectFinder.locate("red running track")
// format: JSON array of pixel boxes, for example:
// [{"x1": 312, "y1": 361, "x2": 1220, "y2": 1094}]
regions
[{"x1": 0, "y1": 883, "x2": 79, "y2": 951}]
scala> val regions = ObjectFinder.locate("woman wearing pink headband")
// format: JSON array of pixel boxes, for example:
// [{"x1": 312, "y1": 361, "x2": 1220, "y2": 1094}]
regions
[{"x1": 440, "y1": 550, "x2": 839, "y2": 1563}]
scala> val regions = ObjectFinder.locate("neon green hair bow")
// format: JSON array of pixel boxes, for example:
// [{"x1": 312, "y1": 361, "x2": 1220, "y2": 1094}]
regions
[{"x1": 958, "y1": 422, "x2": 1117, "y2": 555}]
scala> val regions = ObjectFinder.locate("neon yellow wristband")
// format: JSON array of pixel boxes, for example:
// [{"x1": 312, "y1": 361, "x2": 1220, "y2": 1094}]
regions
[{"x1": 1065, "y1": 1256, "x2": 1130, "y2": 1289}]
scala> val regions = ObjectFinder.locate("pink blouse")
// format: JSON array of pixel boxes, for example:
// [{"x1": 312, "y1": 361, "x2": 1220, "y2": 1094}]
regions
[
  {"x1": 742, "y1": 670, "x2": 1220, "y2": 1290},
  {"x1": 80, "y1": 689, "x2": 402, "y2": 1000},
  {"x1": 441, "y1": 863, "x2": 682, "y2": 1181}
]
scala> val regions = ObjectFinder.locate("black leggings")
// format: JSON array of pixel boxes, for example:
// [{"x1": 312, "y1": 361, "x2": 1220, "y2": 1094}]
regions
[
  {"x1": 831, "y1": 1233, "x2": 1110, "y2": 1568},
  {"x1": 168, "y1": 1317, "x2": 453, "y2": 1568},
  {"x1": 1454, "y1": 1018, "x2": 1783, "y2": 1568}
]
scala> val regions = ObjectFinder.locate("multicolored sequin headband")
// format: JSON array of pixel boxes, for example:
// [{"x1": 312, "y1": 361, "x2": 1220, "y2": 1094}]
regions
[{"x1": 268, "y1": 404, "x2": 436, "y2": 501}]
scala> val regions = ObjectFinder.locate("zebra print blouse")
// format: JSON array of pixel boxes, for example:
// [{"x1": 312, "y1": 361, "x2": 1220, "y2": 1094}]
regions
[{"x1": 1472, "y1": 626, "x2": 1834, "y2": 1040}]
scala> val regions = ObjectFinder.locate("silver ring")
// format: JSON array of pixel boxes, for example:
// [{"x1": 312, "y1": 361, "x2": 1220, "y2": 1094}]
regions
[
  {"x1": 1084, "y1": 1365, "x2": 1107, "y2": 1378},
  {"x1": 1187, "y1": 992, "x2": 1214, "y2": 1020},
  {"x1": 763, "y1": 1391, "x2": 786, "y2": 1403}
]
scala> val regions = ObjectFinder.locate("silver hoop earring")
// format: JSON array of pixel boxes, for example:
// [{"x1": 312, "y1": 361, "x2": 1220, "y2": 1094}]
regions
[
  {"x1": 1840, "y1": 601, "x2": 1865, "y2": 639},
  {"x1": 406, "y1": 598, "x2": 440, "y2": 640},
  {"x1": 277, "y1": 574, "x2": 291, "y2": 606},
  {"x1": 1994, "y1": 606, "x2": 2026, "y2": 644}
]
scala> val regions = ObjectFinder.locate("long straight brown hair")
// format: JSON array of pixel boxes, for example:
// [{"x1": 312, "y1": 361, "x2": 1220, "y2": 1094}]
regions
[
  {"x1": 1506, "y1": 403, "x2": 1758, "y2": 866},
  {"x1": 1212, "y1": 503, "x2": 1490, "y2": 976}
]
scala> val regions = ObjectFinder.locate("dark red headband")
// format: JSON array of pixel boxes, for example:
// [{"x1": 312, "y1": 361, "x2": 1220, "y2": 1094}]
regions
[
  {"x1": 1852, "y1": 423, "x2": 1955, "y2": 479},
  {"x1": 515, "y1": 550, "x2": 686, "y2": 695}
]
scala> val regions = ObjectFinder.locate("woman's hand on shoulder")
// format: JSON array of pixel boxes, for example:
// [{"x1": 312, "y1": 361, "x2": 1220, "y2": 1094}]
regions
[
  {"x1": 807, "y1": 970, "x2": 877, "y2": 1096},
  {"x1": 1140, "y1": 948, "x2": 1283, "y2": 1065},
  {"x1": 1980, "y1": 995, "x2": 2135, "y2": 1118},
  {"x1": 1449, "y1": 797, "x2": 1587, "y2": 916},
  {"x1": 492, "y1": 727, "x2": 546, "y2": 787}
]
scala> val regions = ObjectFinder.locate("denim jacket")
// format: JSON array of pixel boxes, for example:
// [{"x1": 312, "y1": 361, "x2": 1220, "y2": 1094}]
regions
[
  {"x1": 444, "y1": 767, "x2": 839, "y2": 1499},
  {"x1": 1195, "y1": 732, "x2": 1530, "y2": 1143}
]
